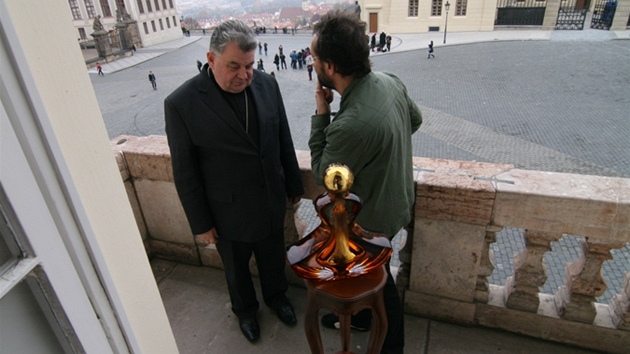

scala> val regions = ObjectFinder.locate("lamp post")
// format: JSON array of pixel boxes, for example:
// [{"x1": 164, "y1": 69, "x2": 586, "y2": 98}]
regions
[{"x1": 443, "y1": 1, "x2": 450, "y2": 44}]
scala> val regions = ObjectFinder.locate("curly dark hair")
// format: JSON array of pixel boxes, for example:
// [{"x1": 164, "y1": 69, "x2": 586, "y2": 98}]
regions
[{"x1": 313, "y1": 10, "x2": 371, "y2": 77}]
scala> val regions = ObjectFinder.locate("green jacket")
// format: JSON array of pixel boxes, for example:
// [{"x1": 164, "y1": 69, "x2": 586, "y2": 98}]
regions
[{"x1": 309, "y1": 72, "x2": 422, "y2": 236}]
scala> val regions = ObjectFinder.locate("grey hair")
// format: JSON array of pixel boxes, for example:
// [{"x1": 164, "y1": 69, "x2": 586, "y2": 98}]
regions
[{"x1": 209, "y1": 20, "x2": 257, "y2": 54}]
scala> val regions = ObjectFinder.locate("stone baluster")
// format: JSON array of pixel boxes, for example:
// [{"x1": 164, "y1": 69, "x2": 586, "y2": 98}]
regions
[
  {"x1": 610, "y1": 272, "x2": 630, "y2": 331},
  {"x1": 395, "y1": 225, "x2": 414, "y2": 298},
  {"x1": 555, "y1": 238, "x2": 626, "y2": 323},
  {"x1": 474, "y1": 226, "x2": 500, "y2": 303},
  {"x1": 284, "y1": 200, "x2": 306, "y2": 247},
  {"x1": 505, "y1": 230, "x2": 561, "y2": 312}
]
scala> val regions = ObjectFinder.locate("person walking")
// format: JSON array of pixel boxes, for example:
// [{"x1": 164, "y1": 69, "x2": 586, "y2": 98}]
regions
[
  {"x1": 428, "y1": 40, "x2": 435, "y2": 58},
  {"x1": 96, "y1": 62, "x2": 104, "y2": 76},
  {"x1": 305, "y1": 52, "x2": 314, "y2": 81},
  {"x1": 148, "y1": 71, "x2": 157, "y2": 90},
  {"x1": 280, "y1": 52, "x2": 287, "y2": 69},
  {"x1": 370, "y1": 33, "x2": 376, "y2": 52},
  {"x1": 353, "y1": 0, "x2": 361, "y2": 18},
  {"x1": 263, "y1": 42, "x2": 268, "y2": 56},
  {"x1": 196, "y1": 59, "x2": 203, "y2": 72},
  {"x1": 290, "y1": 50, "x2": 297, "y2": 69},
  {"x1": 308, "y1": 11, "x2": 422, "y2": 354},
  {"x1": 257, "y1": 58, "x2": 265, "y2": 72},
  {"x1": 273, "y1": 54, "x2": 280, "y2": 71},
  {"x1": 164, "y1": 19, "x2": 304, "y2": 344},
  {"x1": 379, "y1": 31, "x2": 386, "y2": 51},
  {"x1": 386, "y1": 34, "x2": 392, "y2": 52}
]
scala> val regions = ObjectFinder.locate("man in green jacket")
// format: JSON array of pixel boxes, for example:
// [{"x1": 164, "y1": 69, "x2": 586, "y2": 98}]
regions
[{"x1": 308, "y1": 10, "x2": 422, "y2": 354}]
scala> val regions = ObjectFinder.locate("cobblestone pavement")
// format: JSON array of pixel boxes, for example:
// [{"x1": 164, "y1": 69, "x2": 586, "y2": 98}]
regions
[{"x1": 91, "y1": 32, "x2": 630, "y2": 304}]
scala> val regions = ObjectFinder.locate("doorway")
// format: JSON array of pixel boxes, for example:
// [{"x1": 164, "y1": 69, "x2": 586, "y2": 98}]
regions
[{"x1": 369, "y1": 12, "x2": 378, "y2": 33}]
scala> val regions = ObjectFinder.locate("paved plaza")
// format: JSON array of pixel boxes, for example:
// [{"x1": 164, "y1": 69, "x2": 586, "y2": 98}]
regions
[{"x1": 91, "y1": 30, "x2": 629, "y2": 304}]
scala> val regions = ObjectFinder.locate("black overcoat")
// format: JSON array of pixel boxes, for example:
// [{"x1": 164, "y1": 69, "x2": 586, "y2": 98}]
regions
[{"x1": 165, "y1": 67, "x2": 304, "y2": 242}]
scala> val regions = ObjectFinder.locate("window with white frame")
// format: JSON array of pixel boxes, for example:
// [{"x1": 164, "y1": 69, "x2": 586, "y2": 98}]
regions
[
  {"x1": 456, "y1": 0, "x2": 467, "y2": 16},
  {"x1": 409, "y1": 0, "x2": 419, "y2": 17},
  {"x1": 100, "y1": 0, "x2": 112, "y2": 17},
  {"x1": 146, "y1": 0, "x2": 152, "y2": 12},
  {"x1": 84, "y1": 0, "x2": 97, "y2": 18},
  {"x1": 137, "y1": 0, "x2": 144, "y2": 13},
  {"x1": 431, "y1": 0, "x2": 443, "y2": 16},
  {"x1": 69, "y1": 0, "x2": 82, "y2": 20}
]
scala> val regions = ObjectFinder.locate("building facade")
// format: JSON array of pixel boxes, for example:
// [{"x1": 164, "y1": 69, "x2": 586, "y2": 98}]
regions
[
  {"x1": 358, "y1": 0, "x2": 630, "y2": 34},
  {"x1": 68, "y1": 0, "x2": 182, "y2": 48}
]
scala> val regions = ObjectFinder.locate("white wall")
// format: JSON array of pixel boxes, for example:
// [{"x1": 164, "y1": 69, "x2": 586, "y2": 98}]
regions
[{"x1": 0, "y1": 0, "x2": 179, "y2": 352}]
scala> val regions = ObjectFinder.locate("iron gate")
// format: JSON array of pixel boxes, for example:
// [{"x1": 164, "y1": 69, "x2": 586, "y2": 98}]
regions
[
  {"x1": 591, "y1": 0, "x2": 617, "y2": 29},
  {"x1": 495, "y1": 0, "x2": 548, "y2": 26},
  {"x1": 556, "y1": 0, "x2": 587, "y2": 30}
]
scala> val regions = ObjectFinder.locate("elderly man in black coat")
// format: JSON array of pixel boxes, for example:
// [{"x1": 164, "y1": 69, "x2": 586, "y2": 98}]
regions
[{"x1": 165, "y1": 20, "x2": 304, "y2": 343}]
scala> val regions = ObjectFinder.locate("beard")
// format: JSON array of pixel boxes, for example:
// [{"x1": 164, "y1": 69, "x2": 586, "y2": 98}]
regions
[{"x1": 316, "y1": 70, "x2": 335, "y2": 91}]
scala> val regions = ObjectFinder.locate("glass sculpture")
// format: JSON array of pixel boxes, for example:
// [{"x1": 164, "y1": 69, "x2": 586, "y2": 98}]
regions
[{"x1": 287, "y1": 164, "x2": 392, "y2": 281}]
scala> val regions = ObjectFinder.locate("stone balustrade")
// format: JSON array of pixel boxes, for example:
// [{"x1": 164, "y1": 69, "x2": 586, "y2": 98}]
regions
[{"x1": 112, "y1": 135, "x2": 629, "y2": 353}]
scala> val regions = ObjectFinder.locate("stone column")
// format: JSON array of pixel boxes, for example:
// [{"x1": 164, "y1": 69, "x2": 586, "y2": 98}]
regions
[
  {"x1": 542, "y1": 0, "x2": 562, "y2": 30},
  {"x1": 555, "y1": 238, "x2": 625, "y2": 323},
  {"x1": 125, "y1": 19, "x2": 141, "y2": 48},
  {"x1": 90, "y1": 15, "x2": 111, "y2": 59},
  {"x1": 115, "y1": 21, "x2": 131, "y2": 50},
  {"x1": 395, "y1": 224, "x2": 413, "y2": 303},
  {"x1": 91, "y1": 30, "x2": 112, "y2": 59},
  {"x1": 610, "y1": 0, "x2": 630, "y2": 31},
  {"x1": 284, "y1": 200, "x2": 305, "y2": 247},
  {"x1": 505, "y1": 230, "x2": 561, "y2": 312},
  {"x1": 475, "y1": 226, "x2": 500, "y2": 303},
  {"x1": 610, "y1": 272, "x2": 630, "y2": 330}
]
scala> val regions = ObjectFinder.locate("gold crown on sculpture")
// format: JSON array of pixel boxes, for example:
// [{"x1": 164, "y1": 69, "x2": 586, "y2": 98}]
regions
[{"x1": 323, "y1": 164, "x2": 354, "y2": 193}]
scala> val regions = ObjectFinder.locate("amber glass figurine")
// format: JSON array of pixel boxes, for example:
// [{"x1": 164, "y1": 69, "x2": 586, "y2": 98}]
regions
[{"x1": 287, "y1": 164, "x2": 392, "y2": 281}]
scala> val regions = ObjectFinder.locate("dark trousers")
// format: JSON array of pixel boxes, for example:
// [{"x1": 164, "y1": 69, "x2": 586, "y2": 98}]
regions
[
  {"x1": 352, "y1": 260, "x2": 404, "y2": 353},
  {"x1": 216, "y1": 232, "x2": 289, "y2": 320}
]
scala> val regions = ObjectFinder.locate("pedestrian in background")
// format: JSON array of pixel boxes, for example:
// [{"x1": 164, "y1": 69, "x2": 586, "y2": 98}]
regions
[
  {"x1": 148, "y1": 71, "x2": 157, "y2": 90},
  {"x1": 428, "y1": 40, "x2": 435, "y2": 58},
  {"x1": 305, "y1": 51, "x2": 314, "y2": 81},
  {"x1": 309, "y1": 11, "x2": 422, "y2": 354},
  {"x1": 273, "y1": 54, "x2": 280, "y2": 71},
  {"x1": 96, "y1": 62, "x2": 104, "y2": 75},
  {"x1": 196, "y1": 59, "x2": 203, "y2": 72},
  {"x1": 379, "y1": 31, "x2": 386, "y2": 51}
]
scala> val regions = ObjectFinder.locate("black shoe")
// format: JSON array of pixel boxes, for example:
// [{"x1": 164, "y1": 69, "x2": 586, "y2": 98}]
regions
[
  {"x1": 272, "y1": 301, "x2": 297, "y2": 326},
  {"x1": 239, "y1": 317, "x2": 260, "y2": 342},
  {"x1": 321, "y1": 313, "x2": 371, "y2": 332}
]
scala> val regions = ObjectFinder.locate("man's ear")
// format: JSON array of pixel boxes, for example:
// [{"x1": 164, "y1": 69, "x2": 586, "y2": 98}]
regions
[
  {"x1": 323, "y1": 60, "x2": 336, "y2": 77},
  {"x1": 206, "y1": 51, "x2": 215, "y2": 69}
]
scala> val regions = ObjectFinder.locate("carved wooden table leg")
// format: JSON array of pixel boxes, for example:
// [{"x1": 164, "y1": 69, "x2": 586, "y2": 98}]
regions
[{"x1": 303, "y1": 266, "x2": 388, "y2": 354}]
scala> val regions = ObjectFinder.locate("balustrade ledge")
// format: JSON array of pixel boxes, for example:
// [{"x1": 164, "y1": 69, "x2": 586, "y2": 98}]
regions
[{"x1": 111, "y1": 135, "x2": 630, "y2": 353}]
